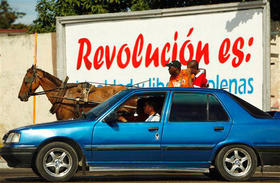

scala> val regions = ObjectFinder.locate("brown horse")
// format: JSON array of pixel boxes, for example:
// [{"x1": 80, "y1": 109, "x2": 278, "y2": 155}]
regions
[{"x1": 18, "y1": 65, "x2": 127, "y2": 120}]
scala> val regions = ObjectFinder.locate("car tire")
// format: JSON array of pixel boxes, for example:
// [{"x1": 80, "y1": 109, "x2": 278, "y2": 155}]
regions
[
  {"x1": 35, "y1": 142, "x2": 78, "y2": 182},
  {"x1": 215, "y1": 145, "x2": 257, "y2": 181},
  {"x1": 31, "y1": 163, "x2": 41, "y2": 177}
]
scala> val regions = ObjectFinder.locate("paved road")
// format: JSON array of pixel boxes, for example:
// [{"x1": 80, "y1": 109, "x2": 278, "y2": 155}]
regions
[{"x1": 0, "y1": 169, "x2": 279, "y2": 183}]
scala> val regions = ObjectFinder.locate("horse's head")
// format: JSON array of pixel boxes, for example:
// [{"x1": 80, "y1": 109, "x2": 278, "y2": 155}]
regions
[{"x1": 18, "y1": 65, "x2": 41, "y2": 101}]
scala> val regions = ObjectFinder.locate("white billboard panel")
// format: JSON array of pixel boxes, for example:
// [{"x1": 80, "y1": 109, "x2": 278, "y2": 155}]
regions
[{"x1": 58, "y1": 2, "x2": 270, "y2": 109}]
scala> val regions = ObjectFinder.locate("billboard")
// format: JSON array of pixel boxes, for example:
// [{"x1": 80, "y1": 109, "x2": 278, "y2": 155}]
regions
[{"x1": 57, "y1": 1, "x2": 270, "y2": 110}]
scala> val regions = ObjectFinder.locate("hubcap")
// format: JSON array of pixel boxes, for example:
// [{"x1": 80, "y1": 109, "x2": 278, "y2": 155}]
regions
[
  {"x1": 223, "y1": 148, "x2": 251, "y2": 177},
  {"x1": 43, "y1": 148, "x2": 73, "y2": 177}
]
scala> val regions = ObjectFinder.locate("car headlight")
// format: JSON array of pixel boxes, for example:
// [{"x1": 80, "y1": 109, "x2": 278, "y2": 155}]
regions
[{"x1": 5, "y1": 132, "x2": 21, "y2": 143}]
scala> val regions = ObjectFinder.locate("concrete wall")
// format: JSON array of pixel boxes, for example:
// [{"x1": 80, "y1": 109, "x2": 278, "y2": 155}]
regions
[
  {"x1": 271, "y1": 21, "x2": 280, "y2": 111},
  {"x1": 0, "y1": 33, "x2": 57, "y2": 143}
]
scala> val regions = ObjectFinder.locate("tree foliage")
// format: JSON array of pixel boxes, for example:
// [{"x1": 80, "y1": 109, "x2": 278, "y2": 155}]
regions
[
  {"x1": 0, "y1": 0, "x2": 26, "y2": 29},
  {"x1": 30, "y1": 0, "x2": 278, "y2": 33},
  {"x1": 29, "y1": 0, "x2": 132, "y2": 33}
]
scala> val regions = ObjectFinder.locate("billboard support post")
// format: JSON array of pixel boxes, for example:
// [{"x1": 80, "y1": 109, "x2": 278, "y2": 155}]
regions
[{"x1": 263, "y1": 0, "x2": 271, "y2": 111}]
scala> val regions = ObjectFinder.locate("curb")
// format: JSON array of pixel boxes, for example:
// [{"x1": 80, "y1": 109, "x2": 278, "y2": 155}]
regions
[
  {"x1": 256, "y1": 166, "x2": 280, "y2": 173},
  {"x1": 0, "y1": 144, "x2": 9, "y2": 169},
  {"x1": 0, "y1": 156, "x2": 9, "y2": 169}
]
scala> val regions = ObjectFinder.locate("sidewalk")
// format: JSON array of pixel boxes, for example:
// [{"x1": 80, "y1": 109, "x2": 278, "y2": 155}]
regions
[
  {"x1": 0, "y1": 156, "x2": 9, "y2": 169},
  {"x1": 0, "y1": 143, "x2": 9, "y2": 168}
]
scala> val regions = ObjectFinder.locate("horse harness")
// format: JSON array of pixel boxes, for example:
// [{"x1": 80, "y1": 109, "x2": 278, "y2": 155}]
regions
[
  {"x1": 73, "y1": 82, "x2": 96, "y2": 118},
  {"x1": 24, "y1": 67, "x2": 98, "y2": 118},
  {"x1": 24, "y1": 67, "x2": 74, "y2": 97},
  {"x1": 24, "y1": 66, "x2": 38, "y2": 97},
  {"x1": 49, "y1": 83, "x2": 97, "y2": 119},
  {"x1": 49, "y1": 76, "x2": 70, "y2": 114}
]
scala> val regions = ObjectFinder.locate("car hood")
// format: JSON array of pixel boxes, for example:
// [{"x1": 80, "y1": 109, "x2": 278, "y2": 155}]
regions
[{"x1": 12, "y1": 119, "x2": 96, "y2": 132}]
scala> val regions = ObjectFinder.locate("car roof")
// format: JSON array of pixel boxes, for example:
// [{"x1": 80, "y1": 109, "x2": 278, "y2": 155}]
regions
[{"x1": 125, "y1": 87, "x2": 227, "y2": 94}]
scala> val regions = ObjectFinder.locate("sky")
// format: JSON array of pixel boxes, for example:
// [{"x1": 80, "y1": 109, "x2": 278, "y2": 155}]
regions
[{"x1": 8, "y1": 0, "x2": 37, "y2": 25}]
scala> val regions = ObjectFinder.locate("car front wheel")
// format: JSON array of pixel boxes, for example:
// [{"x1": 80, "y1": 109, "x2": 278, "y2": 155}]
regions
[
  {"x1": 35, "y1": 142, "x2": 78, "y2": 182},
  {"x1": 215, "y1": 145, "x2": 257, "y2": 181}
]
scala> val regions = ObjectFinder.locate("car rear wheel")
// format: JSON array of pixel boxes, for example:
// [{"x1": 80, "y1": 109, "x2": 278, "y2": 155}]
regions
[
  {"x1": 215, "y1": 145, "x2": 257, "y2": 181},
  {"x1": 35, "y1": 142, "x2": 78, "y2": 182}
]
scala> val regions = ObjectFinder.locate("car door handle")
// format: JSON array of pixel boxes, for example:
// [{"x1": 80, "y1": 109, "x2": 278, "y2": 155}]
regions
[
  {"x1": 214, "y1": 127, "x2": 224, "y2": 131},
  {"x1": 148, "y1": 127, "x2": 159, "y2": 131}
]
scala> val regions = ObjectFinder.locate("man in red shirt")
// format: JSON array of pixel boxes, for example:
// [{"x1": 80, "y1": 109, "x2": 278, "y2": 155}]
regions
[
  {"x1": 166, "y1": 60, "x2": 193, "y2": 87},
  {"x1": 187, "y1": 60, "x2": 208, "y2": 88}
]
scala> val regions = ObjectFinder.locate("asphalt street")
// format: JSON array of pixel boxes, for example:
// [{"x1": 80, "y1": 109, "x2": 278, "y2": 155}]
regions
[{"x1": 0, "y1": 169, "x2": 279, "y2": 183}]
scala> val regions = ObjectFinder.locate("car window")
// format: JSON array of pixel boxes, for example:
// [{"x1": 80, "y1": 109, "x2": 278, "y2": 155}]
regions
[
  {"x1": 169, "y1": 93, "x2": 207, "y2": 122},
  {"x1": 227, "y1": 92, "x2": 272, "y2": 119},
  {"x1": 169, "y1": 93, "x2": 229, "y2": 122},
  {"x1": 84, "y1": 90, "x2": 130, "y2": 120},
  {"x1": 103, "y1": 92, "x2": 166, "y2": 123},
  {"x1": 208, "y1": 95, "x2": 229, "y2": 121}
]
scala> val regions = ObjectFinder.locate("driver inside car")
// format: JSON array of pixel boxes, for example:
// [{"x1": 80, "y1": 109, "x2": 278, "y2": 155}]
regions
[
  {"x1": 118, "y1": 98, "x2": 148, "y2": 122},
  {"x1": 118, "y1": 98, "x2": 160, "y2": 122}
]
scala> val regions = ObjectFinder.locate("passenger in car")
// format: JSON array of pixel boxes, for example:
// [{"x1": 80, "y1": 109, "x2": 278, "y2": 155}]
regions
[{"x1": 144, "y1": 100, "x2": 161, "y2": 122}]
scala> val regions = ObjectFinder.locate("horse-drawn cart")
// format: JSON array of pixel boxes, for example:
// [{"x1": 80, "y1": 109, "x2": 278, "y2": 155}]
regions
[{"x1": 18, "y1": 65, "x2": 127, "y2": 120}]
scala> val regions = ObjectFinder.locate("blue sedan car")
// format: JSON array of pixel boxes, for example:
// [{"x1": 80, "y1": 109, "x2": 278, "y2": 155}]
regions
[{"x1": 1, "y1": 88, "x2": 280, "y2": 182}]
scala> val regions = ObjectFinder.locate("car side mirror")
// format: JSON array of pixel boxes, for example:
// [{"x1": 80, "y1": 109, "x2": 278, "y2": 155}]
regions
[{"x1": 103, "y1": 112, "x2": 118, "y2": 123}]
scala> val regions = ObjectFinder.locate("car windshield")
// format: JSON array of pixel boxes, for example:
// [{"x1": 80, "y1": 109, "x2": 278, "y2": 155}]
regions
[{"x1": 83, "y1": 89, "x2": 130, "y2": 120}]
